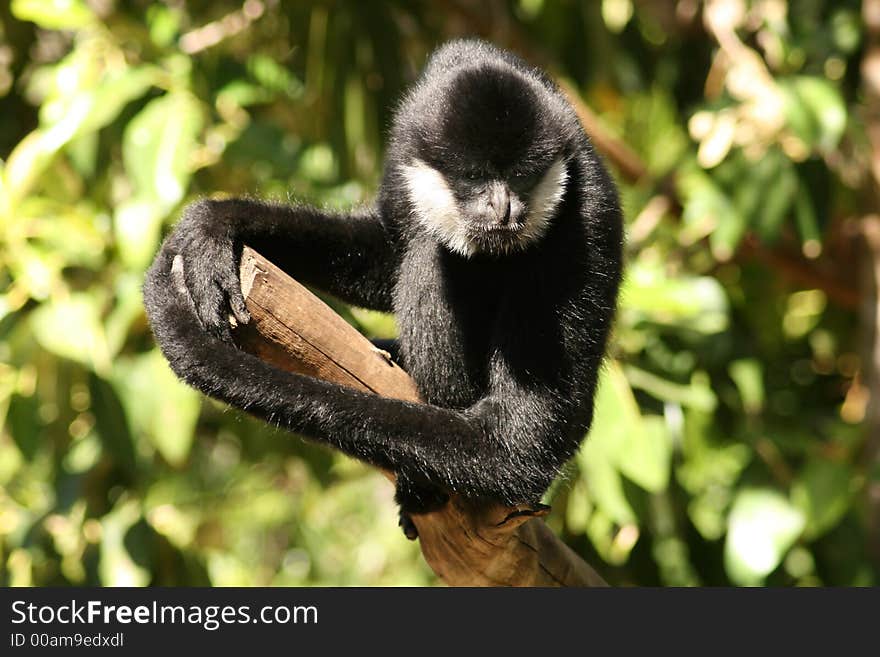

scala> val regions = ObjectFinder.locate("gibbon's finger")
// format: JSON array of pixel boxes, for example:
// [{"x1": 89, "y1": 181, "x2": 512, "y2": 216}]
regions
[
  {"x1": 171, "y1": 254, "x2": 234, "y2": 342},
  {"x1": 170, "y1": 255, "x2": 199, "y2": 316},
  {"x1": 221, "y1": 271, "x2": 251, "y2": 326},
  {"x1": 193, "y1": 281, "x2": 232, "y2": 343},
  {"x1": 211, "y1": 290, "x2": 237, "y2": 345}
]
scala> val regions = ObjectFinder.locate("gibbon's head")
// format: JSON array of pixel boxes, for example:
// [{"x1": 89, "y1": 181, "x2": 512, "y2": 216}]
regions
[{"x1": 397, "y1": 56, "x2": 575, "y2": 258}]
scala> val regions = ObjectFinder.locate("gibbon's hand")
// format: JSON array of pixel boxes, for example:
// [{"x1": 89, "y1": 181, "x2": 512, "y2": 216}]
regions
[{"x1": 172, "y1": 207, "x2": 251, "y2": 343}]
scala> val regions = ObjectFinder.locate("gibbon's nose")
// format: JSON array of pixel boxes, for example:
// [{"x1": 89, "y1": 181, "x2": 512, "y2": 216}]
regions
[{"x1": 487, "y1": 184, "x2": 511, "y2": 226}]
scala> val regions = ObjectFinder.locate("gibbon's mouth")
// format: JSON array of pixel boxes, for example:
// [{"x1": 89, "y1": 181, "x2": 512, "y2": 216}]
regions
[
  {"x1": 464, "y1": 221, "x2": 529, "y2": 254},
  {"x1": 466, "y1": 222, "x2": 525, "y2": 236}
]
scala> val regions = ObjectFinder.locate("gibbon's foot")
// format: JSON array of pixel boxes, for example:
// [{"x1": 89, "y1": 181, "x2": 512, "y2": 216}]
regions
[
  {"x1": 395, "y1": 476, "x2": 450, "y2": 515},
  {"x1": 395, "y1": 473, "x2": 449, "y2": 539},
  {"x1": 399, "y1": 511, "x2": 419, "y2": 541}
]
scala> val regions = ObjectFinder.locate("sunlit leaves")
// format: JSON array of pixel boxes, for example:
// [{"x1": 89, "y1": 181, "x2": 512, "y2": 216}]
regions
[
  {"x1": 122, "y1": 93, "x2": 203, "y2": 209},
  {"x1": 348, "y1": 308, "x2": 398, "y2": 339},
  {"x1": 30, "y1": 294, "x2": 110, "y2": 371},
  {"x1": 728, "y1": 359, "x2": 764, "y2": 414},
  {"x1": 5, "y1": 61, "x2": 158, "y2": 205},
  {"x1": 677, "y1": 410, "x2": 751, "y2": 541},
  {"x1": 780, "y1": 77, "x2": 847, "y2": 155},
  {"x1": 625, "y1": 366, "x2": 717, "y2": 413},
  {"x1": 11, "y1": 0, "x2": 94, "y2": 30},
  {"x1": 753, "y1": 156, "x2": 797, "y2": 242},
  {"x1": 724, "y1": 489, "x2": 805, "y2": 585},
  {"x1": 99, "y1": 499, "x2": 150, "y2": 587},
  {"x1": 116, "y1": 93, "x2": 203, "y2": 268},
  {"x1": 621, "y1": 259, "x2": 729, "y2": 333},
  {"x1": 17, "y1": 198, "x2": 107, "y2": 270},
  {"x1": 577, "y1": 362, "x2": 674, "y2": 554},
  {"x1": 792, "y1": 459, "x2": 855, "y2": 539},
  {"x1": 113, "y1": 351, "x2": 200, "y2": 467},
  {"x1": 247, "y1": 54, "x2": 305, "y2": 98}
]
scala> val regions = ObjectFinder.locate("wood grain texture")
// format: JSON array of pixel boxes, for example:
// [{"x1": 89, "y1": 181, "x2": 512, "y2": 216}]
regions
[{"x1": 232, "y1": 245, "x2": 607, "y2": 587}]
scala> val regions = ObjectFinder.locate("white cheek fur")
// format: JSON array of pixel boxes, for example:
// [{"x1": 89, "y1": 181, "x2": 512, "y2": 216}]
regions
[
  {"x1": 401, "y1": 157, "x2": 568, "y2": 257},
  {"x1": 522, "y1": 157, "x2": 568, "y2": 244},
  {"x1": 401, "y1": 159, "x2": 475, "y2": 257}
]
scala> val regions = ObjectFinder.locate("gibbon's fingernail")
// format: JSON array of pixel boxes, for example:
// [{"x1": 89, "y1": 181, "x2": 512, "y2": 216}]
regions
[{"x1": 232, "y1": 303, "x2": 250, "y2": 325}]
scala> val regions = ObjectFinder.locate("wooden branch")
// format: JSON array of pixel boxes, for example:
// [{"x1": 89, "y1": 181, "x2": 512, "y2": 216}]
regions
[{"x1": 232, "y1": 246, "x2": 607, "y2": 587}]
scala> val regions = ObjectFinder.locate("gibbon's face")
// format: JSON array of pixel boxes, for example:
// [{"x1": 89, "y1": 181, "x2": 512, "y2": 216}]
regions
[{"x1": 400, "y1": 66, "x2": 570, "y2": 257}]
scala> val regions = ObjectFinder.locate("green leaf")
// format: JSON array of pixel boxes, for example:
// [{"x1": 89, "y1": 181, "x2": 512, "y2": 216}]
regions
[
  {"x1": 578, "y1": 441, "x2": 635, "y2": 525},
  {"x1": 11, "y1": 0, "x2": 94, "y2": 30},
  {"x1": 792, "y1": 459, "x2": 854, "y2": 539},
  {"x1": 724, "y1": 488, "x2": 805, "y2": 585},
  {"x1": 614, "y1": 415, "x2": 672, "y2": 493},
  {"x1": 113, "y1": 350, "x2": 200, "y2": 467},
  {"x1": 247, "y1": 54, "x2": 305, "y2": 98},
  {"x1": 105, "y1": 274, "x2": 146, "y2": 357},
  {"x1": 578, "y1": 367, "x2": 638, "y2": 524},
  {"x1": 678, "y1": 165, "x2": 743, "y2": 259},
  {"x1": 755, "y1": 159, "x2": 797, "y2": 242},
  {"x1": 30, "y1": 293, "x2": 110, "y2": 371},
  {"x1": 6, "y1": 66, "x2": 156, "y2": 204},
  {"x1": 729, "y1": 359, "x2": 764, "y2": 414},
  {"x1": 122, "y1": 92, "x2": 203, "y2": 210},
  {"x1": 20, "y1": 197, "x2": 107, "y2": 269},
  {"x1": 781, "y1": 77, "x2": 847, "y2": 153},
  {"x1": 794, "y1": 181, "x2": 821, "y2": 257},
  {"x1": 79, "y1": 66, "x2": 161, "y2": 135},
  {"x1": 99, "y1": 499, "x2": 150, "y2": 586},
  {"x1": 217, "y1": 80, "x2": 275, "y2": 109},
  {"x1": 678, "y1": 409, "x2": 751, "y2": 540},
  {"x1": 113, "y1": 199, "x2": 163, "y2": 270},
  {"x1": 7, "y1": 393, "x2": 41, "y2": 461},
  {"x1": 733, "y1": 152, "x2": 779, "y2": 222},
  {"x1": 117, "y1": 92, "x2": 202, "y2": 267},
  {"x1": 624, "y1": 365, "x2": 717, "y2": 412},
  {"x1": 580, "y1": 363, "x2": 671, "y2": 511},
  {"x1": 831, "y1": 9, "x2": 862, "y2": 53},
  {"x1": 147, "y1": 5, "x2": 182, "y2": 48},
  {"x1": 564, "y1": 480, "x2": 592, "y2": 534},
  {"x1": 349, "y1": 308, "x2": 397, "y2": 339},
  {"x1": 621, "y1": 260, "x2": 729, "y2": 333},
  {"x1": 89, "y1": 373, "x2": 137, "y2": 474},
  {"x1": 792, "y1": 77, "x2": 847, "y2": 153},
  {"x1": 5, "y1": 131, "x2": 62, "y2": 205}
]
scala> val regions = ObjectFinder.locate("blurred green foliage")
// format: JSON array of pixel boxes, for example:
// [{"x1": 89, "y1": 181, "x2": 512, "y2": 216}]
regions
[{"x1": 0, "y1": 0, "x2": 876, "y2": 586}]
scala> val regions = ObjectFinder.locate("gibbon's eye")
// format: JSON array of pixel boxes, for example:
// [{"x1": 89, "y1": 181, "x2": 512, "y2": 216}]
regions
[{"x1": 464, "y1": 169, "x2": 482, "y2": 181}]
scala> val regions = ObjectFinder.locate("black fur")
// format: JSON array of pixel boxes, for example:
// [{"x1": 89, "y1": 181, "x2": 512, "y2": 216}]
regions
[{"x1": 143, "y1": 40, "x2": 623, "y2": 533}]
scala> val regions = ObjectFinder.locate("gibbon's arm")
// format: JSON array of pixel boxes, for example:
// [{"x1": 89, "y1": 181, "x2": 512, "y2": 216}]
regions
[
  {"x1": 155, "y1": 198, "x2": 398, "y2": 342},
  {"x1": 143, "y1": 247, "x2": 571, "y2": 505}
]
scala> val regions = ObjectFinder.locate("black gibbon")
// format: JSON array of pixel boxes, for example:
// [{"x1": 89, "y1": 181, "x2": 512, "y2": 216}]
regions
[{"x1": 143, "y1": 39, "x2": 623, "y2": 538}]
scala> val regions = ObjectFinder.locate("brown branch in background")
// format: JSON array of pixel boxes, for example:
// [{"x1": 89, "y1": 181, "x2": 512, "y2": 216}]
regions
[
  {"x1": 232, "y1": 246, "x2": 607, "y2": 587},
  {"x1": 179, "y1": 0, "x2": 267, "y2": 54},
  {"x1": 738, "y1": 236, "x2": 860, "y2": 310},
  {"x1": 861, "y1": 0, "x2": 880, "y2": 564},
  {"x1": 556, "y1": 79, "x2": 650, "y2": 184},
  {"x1": 863, "y1": 0, "x2": 880, "y2": 561}
]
